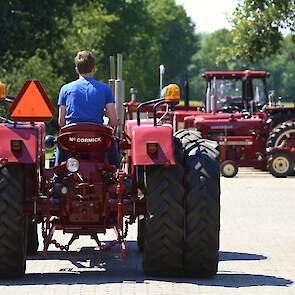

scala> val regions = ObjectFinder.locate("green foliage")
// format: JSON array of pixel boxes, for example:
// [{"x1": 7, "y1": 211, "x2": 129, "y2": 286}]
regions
[
  {"x1": 0, "y1": 0, "x2": 73, "y2": 62},
  {"x1": 189, "y1": 29, "x2": 240, "y2": 100},
  {"x1": 0, "y1": 0, "x2": 198, "y2": 132},
  {"x1": 189, "y1": 29, "x2": 295, "y2": 103},
  {"x1": 52, "y1": 2, "x2": 117, "y2": 83},
  {"x1": 258, "y1": 35, "x2": 295, "y2": 100},
  {"x1": 0, "y1": 50, "x2": 65, "y2": 104},
  {"x1": 228, "y1": 0, "x2": 295, "y2": 62}
]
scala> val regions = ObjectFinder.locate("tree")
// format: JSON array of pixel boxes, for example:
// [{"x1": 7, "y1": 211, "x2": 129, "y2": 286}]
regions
[
  {"x1": 0, "y1": 0, "x2": 73, "y2": 63},
  {"x1": 0, "y1": 0, "x2": 198, "y2": 107},
  {"x1": 189, "y1": 29, "x2": 239, "y2": 100},
  {"x1": 147, "y1": 0, "x2": 198, "y2": 88},
  {"x1": 259, "y1": 35, "x2": 295, "y2": 100},
  {"x1": 229, "y1": 0, "x2": 295, "y2": 62}
]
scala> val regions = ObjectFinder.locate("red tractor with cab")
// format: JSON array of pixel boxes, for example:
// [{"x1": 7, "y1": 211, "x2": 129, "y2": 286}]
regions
[
  {"x1": 0, "y1": 70, "x2": 220, "y2": 279},
  {"x1": 127, "y1": 70, "x2": 295, "y2": 177}
]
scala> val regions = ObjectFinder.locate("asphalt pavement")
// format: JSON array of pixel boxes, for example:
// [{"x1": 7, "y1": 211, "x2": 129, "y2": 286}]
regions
[{"x1": 0, "y1": 168, "x2": 294, "y2": 295}]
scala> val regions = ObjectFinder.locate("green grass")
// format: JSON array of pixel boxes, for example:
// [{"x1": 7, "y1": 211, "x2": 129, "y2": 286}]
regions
[
  {"x1": 45, "y1": 149, "x2": 55, "y2": 160},
  {"x1": 179, "y1": 100, "x2": 294, "y2": 107},
  {"x1": 179, "y1": 99, "x2": 202, "y2": 106}
]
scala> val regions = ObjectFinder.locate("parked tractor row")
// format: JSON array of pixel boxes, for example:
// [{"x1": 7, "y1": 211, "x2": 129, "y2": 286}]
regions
[
  {"x1": 127, "y1": 70, "x2": 295, "y2": 177},
  {"x1": 0, "y1": 56, "x2": 220, "y2": 279}
]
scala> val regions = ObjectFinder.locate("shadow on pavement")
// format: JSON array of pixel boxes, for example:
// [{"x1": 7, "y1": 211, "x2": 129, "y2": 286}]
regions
[
  {"x1": 0, "y1": 242, "x2": 292, "y2": 288},
  {"x1": 219, "y1": 251, "x2": 267, "y2": 261}
]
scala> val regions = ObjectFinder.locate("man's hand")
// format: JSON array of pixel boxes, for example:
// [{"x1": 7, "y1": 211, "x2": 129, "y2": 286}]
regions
[{"x1": 106, "y1": 103, "x2": 118, "y2": 131}]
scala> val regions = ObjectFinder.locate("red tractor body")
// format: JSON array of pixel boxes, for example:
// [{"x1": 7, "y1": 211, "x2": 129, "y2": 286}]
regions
[
  {"x1": 128, "y1": 70, "x2": 295, "y2": 177},
  {"x1": 0, "y1": 79, "x2": 221, "y2": 279},
  {"x1": 0, "y1": 123, "x2": 45, "y2": 164}
]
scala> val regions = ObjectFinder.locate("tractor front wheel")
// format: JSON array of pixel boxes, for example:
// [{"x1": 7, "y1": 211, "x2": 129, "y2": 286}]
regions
[
  {"x1": 0, "y1": 165, "x2": 27, "y2": 278},
  {"x1": 267, "y1": 152, "x2": 293, "y2": 178},
  {"x1": 220, "y1": 160, "x2": 238, "y2": 178}
]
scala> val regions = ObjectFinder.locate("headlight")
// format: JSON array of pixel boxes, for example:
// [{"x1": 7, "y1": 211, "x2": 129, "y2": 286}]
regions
[{"x1": 66, "y1": 158, "x2": 79, "y2": 173}]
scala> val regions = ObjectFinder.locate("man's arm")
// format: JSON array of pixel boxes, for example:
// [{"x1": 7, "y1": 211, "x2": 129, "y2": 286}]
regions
[
  {"x1": 58, "y1": 105, "x2": 66, "y2": 127},
  {"x1": 106, "y1": 103, "x2": 118, "y2": 130}
]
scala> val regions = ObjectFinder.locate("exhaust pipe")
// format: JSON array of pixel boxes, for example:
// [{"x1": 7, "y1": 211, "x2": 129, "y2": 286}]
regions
[
  {"x1": 184, "y1": 76, "x2": 190, "y2": 110},
  {"x1": 159, "y1": 64, "x2": 165, "y2": 97},
  {"x1": 115, "y1": 54, "x2": 125, "y2": 137},
  {"x1": 211, "y1": 77, "x2": 217, "y2": 113},
  {"x1": 109, "y1": 56, "x2": 116, "y2": 95}
]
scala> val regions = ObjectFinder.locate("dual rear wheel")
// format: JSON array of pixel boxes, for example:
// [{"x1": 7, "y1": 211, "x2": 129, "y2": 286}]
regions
[{"x1": 140, "y1": 129, "x2": 220, "y2": 277}]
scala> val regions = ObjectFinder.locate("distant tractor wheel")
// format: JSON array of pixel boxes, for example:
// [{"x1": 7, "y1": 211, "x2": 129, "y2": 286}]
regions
[
  {"x1": 143, "y1": 138, "x2": 184, "y2": 276},
  {"x1": 267, "y1": 152, "x2": 293, "y2": 178},
  {"x1": 267, "y1": 122, "x2": 295, "y2": 148},
  {"x1": 137, "y1": 217, "x2": 145, "y2": 252},
  {"x1": 220, "y1": 160, "x2": 238, "y2": 178},
  {"x1": 0, "y1": 165, "x2": 27, "y2": 278},
  {"x1": 27, "y1": 219, "x2": 39, "y2": 256},
  {"x1": 270, "y1": 110, "x2": 295, "y2": 129},
  {"x1": 176, "y1": 130, "x2": 220, "y2": 278}
]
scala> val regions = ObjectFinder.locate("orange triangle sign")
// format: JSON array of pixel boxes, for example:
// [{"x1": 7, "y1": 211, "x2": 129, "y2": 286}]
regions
[{"x1": 9, "y1": 80, "x2": 55, "y2": 122}]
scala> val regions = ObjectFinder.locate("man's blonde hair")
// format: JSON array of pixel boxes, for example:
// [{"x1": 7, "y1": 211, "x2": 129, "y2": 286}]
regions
[{"x1": 74, "y1": 51, "x2": 96, "y2": 74}]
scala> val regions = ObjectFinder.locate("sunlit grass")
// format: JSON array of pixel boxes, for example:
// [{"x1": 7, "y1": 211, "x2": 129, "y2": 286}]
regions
[
  {"x1": 45, "y1": 149, "x2": 55, "y2": 160},
  {"x1": 179, "y1": 100, "x2": 294, "y2": 107}
]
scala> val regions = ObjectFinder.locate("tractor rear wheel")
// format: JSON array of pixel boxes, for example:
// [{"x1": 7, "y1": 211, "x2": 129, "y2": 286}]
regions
[
  {"x1": 0, "y1": 165, "x2": 27, "y2": 278},
  {"x1": 176, "y1": 129, "x2": 220, "y2": 278},
  {"x1": 143, "y1": 138, "x2": 184, "y2": 276},
  {"x1": 27, "y1": 219, "x2": 39, "y2": 256},
  {"x1": 267, "y1": 122, "x2": 295, "y2": 148},
  {"x1": 267, "y1": 152, "x2": 293, "y2": 178},
  {"x1": 137, "y1": 217, "x2": 145, "y2": 252}
]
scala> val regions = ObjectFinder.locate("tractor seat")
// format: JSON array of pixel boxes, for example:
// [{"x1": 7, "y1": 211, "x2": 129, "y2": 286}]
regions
[{"x1": 58, "y1": 123, "x2": 114, "y2": 153}]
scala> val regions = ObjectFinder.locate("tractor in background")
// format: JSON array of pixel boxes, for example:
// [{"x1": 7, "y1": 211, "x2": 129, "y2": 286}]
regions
[
  {"x1": 126, "y1": 70, "x2": 295, "y2": 177},
  {"x1": 0, "y1": 55, "x2": 220, "y2": 279}
]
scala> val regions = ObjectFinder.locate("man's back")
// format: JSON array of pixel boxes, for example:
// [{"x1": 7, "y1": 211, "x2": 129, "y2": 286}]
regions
[{"x1": 58, "y1": 77, "x2": 114, "y2": 125}]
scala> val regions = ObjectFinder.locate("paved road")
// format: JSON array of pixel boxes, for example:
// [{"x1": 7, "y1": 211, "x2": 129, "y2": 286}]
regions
[{"x1": 1, "y1": 169, "x2": 295, "y2": 294}]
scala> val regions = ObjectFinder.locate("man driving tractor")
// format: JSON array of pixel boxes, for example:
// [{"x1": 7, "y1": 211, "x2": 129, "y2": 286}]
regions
[{"x1": 56, "y1": 50, "x2": 119, "y2": 167}]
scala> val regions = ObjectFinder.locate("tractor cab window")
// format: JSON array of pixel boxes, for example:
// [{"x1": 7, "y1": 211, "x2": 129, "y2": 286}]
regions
[
  {"x1": 252, "y1": 78, "x2": 267, "y2": 107},
  {"x1": 213, "y1": 78, "x2": 243, "y2": 111}
]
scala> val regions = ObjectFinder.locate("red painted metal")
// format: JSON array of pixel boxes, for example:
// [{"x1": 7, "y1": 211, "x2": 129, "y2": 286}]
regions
[
  {"x1": 203, "y1": 71, "x2": 269, "y2": 78},
  {"x1": 129, "y1": 123, "x2": 175, "y2": 165},
  {"x1": 0, "y1": 123, "x2": 44, "y2": 164},
  {"x1": 58, "y1": 123, "x2": 113, "y2": 154}
]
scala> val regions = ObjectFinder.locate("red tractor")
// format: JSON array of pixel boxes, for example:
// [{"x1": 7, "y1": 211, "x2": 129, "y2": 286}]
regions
[
  {"x1": 0, "y1": 77, "x2": 220, "y2": 279},
  {"x1": 187, "y1": 71, "x2": 295, "y2": 177},
  {"x1": 127, "y1": 70, "x2": 295, "y2": 177}
]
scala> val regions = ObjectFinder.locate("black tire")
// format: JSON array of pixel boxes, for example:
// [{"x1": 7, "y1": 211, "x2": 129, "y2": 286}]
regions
[
  {"x1": 27, "y1": 219, "x2": 39, "y2": 256},
  {"x1": 176, "y1": 129, "x2": 220, "y2": 278},
  {"x1": 267, "y1": 152, "x2": 293, "y2": 178},
  {"x1": 267, "y1": 122, "x2": 295, "y2": 148},
  {"x1": 143, "y1": 138, "x2": 184, "y2": 276},
  {"x1": 220, "y1": 160, "x2": 238, "y2": 178},
  {"x1": 137, "y1": 217, "x2": 145, "y2": 252},
  {"x1": 0, "y1": 165, "x2": 27, "y2": 278},
  {"x1": 175, "y1": 128, "x2": 202, "y2": 145}
]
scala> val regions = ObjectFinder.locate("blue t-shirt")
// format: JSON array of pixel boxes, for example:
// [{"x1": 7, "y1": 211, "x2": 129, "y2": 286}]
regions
[{"x1": 58, "y1": 77, "x2": 115, "y2": 125}]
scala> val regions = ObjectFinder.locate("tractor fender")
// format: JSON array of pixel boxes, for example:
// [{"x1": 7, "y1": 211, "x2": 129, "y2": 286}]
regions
[
  {"x1": 130, "y1": 124, "x2": 175, "y2": 166},
  {"x1": 0, "y1": 123, "x2": 45, "y2": 164}
]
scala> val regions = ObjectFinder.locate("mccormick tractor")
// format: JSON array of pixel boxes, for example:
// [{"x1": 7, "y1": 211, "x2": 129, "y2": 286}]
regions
[
  {"x1": 127, "y1": 70, "x2": 295, "y2": 177},
  {"x1": 0, "y1": 57, "x2": 220, "y2": 279}
]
